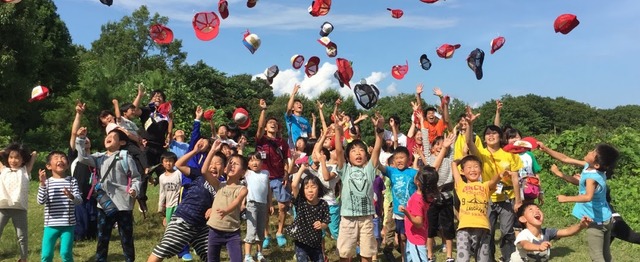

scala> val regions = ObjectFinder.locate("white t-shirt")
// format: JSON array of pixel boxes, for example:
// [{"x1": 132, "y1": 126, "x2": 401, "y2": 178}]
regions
[
  {"x1": 159, "y1": 170, "x2": 182, "y2": 210},
  {"x1": 317, "y1": 164, "x2": 340, "y2": 206},
  {"x1": 383, "y1": 130, "x2": 407, "y2": 147},
  {"x1": 379, "y1": 151, "x2": 393, "y2": 167},
  {"x1": 245, "y1": 170, "x2": 270, "y2": 204},
  {"x1": 510, "y1": 227, "x2": 558, "y2": 262},
  {"x1": 0, "y1": 166, "x2": 30, "y2": 210}
]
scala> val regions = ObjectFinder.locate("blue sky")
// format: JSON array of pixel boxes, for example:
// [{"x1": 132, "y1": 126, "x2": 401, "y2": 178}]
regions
[{"x1": 56, "y1": 0, "x2": 640, "y2": 109}]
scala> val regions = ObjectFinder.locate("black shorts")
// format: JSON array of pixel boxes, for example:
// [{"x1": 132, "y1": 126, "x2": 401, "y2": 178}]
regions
[{"x1": 427, "y1": 197, "x2": 455, "y2": 239}]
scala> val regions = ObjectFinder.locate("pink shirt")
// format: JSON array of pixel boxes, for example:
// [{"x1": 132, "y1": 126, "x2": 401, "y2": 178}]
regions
[{"x1": 405, "y1": 192, "x2": 430, "y2": 245}]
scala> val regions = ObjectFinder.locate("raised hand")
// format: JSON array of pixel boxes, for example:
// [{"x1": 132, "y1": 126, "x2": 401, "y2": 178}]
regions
[
  {"x1": 316, "y1": 100, "x2": 324, "y2": 109},
  {"x1": 137, "y1": 82, "x2": 145, "y2": 97},
  {"x1": 195, "y1": 105, "x2": 203, "y2": 120},
  {"x1": 443, "y1": 132, "x2": 456, "y2": 148},
  {"x1": 335, "y1": 98, "x2": 342, "y2": 106},
  {"x1": 293, "y1": 83, "x2": 301, "y2": 94},
  {"x1": 464, "y1": 106, "x2": 480, "y2": 123},
  {"x1": 311, "y1": 112, "x2": 316, "y2": 122},
  {"x1": 63, "y1": 188, "x2": 75, "y2": 200},
  {"x1": 411, "y1": 101, "x2": 420, "y2": 112},
  {"x1": 77, "y1": 127, "x2": 88, "y2": 137},
  {"x1": 433, "y1": 87, "x2": 443, "y2": 97},
  {"x1": 195, "y1": 139, "x2": 209, "y2": 152},
  {"x1": 75, "y1": 100, "x2": 86, "y2": 114},
  {"x1": 259, "y1": 99, "x2": 267, "y2": 110},
  {"x1": 356, "y1": 113, "x2": 368, "y2": 122},
  {"x1": 496, "y1": 100, "x2": 503, "y2": 111},
  {"x1": 416, "y1": 83, "x2": 423, "y2": 95},
  {"x1": 38, "y1": 169, "x2": 47, "y2": 186}
]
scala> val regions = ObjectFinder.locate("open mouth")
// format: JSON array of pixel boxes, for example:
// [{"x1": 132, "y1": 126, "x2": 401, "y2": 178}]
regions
[{"x1": 534, "y1": 214, "x2": 542, "y2": 221}]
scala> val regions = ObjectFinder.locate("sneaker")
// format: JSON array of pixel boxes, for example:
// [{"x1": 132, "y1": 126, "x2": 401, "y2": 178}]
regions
[
  {"x1": 262, "y1": 236, "x2": 271, "y2": 249},
  {"x1": 445, "y1": 258, "x2": 454, "y2": 262},
  {"x1": 256, "y1": 252, "x2": 266, "y2": 262},
  {"x1": 181, "y1": 253, "x2": 193, "y2": 261},
  {"x1": 276, "y1": 234, "x2": 287, "y2": 247},
  {"x1": 244, "y1": 255, "x2": 255, "y2": 262},
  {"x1": 441, "y1": 245, "x2": 447, "y2": 253}
]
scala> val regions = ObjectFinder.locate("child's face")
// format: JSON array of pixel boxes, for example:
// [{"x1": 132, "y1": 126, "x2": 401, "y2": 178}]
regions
[
  {"x1": 484, "y1": 129, "x2": 500, "y2": 147},
  {"x1": 123, "y1": 108, "x2": 136, "y2": 119},
  {"x1": 457, "y1": 118, "x2": 469, "y2": 131},
  {"x1": 507, "y1": 134, "x2": 521, "y2": 145},
  {"x1": 293, "y1": 101, "x2": 304, "y2": 113},
  {"x1": 248, "y1": 156, "x2": 262, "y2": 172},
  {"x1": 392, "y1": 152, "x2": 409, "y2": 170},
  {"x1": 217, "y1": 126, "x2": 228, "y2": 138},
  {"x1": 221, "y1": 144, "x2": 233, "y2": 157},
  {"x1": 348, "y1": 145, "x2": 367, "y2": 166},
  {"x1": 208, "y1": 156, "x2": 225, "y2": 177},
  {"x1": 519, "y1": 204, "x2": 544, "y2": 227},
  {"x1": 304, "y1": 180, "x2": 319, "y2": 202},
  {"x1": 426, "y1": 110, "x2": 437, "y2": 124},
  {"x1": 295, "y1": 139, "x2": 306, "y2": 151},
  {"x1": 162, "y1": 159, "x2": 175, "y2": 172},
  {"x1": 151, "y1": 92, "x2": 165, "y2": 104},
  {"x1": 46, "y1": 153, "x2": 69, "y2": 174},
  {"x1": 100, "y1": 114, "x2": 115, "y2": 126},
  {"x1": 415, "y1": 131, "x2": 423, "y2": 145},
  {"x1": 266, "y1": 119, "x2": 279, "y2": 134},
  {"x1": 584, "y1": 148, "x2": 597, "y2": 166},
  {"x1": 226, "y1": 156, "x2": 245, "y2": 179},
  {"x1": 431, "y1": 139, "x2": 443, "y2": 154},
  {"x1": 104, "y1": 132, "x2": 125, "y2": 152},
  {"x1": 7, "y1": 151, "x2": 24, "y2": 169},
  {"x1": 462, "y1": 160, "x2": 482, "y2": 182}
]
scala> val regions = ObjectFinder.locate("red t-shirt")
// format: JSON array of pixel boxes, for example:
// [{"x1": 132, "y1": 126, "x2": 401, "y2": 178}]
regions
[
  {"x1": 256, "y1": 136, "x2": 289, "y2": 180},
  {"x1": 405, "y1": 192, "x2": 430, "y2": 245}
]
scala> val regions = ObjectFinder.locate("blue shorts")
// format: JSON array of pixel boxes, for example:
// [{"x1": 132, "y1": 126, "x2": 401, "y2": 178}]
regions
[
  {"x1": 329, "y1": 204, "x2": 341, "y2": 239},
  {"x1": 269, "y1": 178, "x2": 292, "y2": 203},
  {"x1": 395, "y1": 218, "x2": 406, "y2": 235},
  {"x1": 406, "y1": 241, "x2": 427, "y2": 262},
  {"x1": 372, "y1": 216, "x2": 381, "y2": 240}
]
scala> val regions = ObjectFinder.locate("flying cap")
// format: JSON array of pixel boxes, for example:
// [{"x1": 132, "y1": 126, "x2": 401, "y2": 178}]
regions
[
  {"x1": 29, "y1": 85, "x2": 49, "y2": 102},
  {"x1": 232, "y1": 108, "x2": 252, "y2": 130},
  {"x1": 247, "y1": 0, "x2": 258, "y2": 8},
  {"x1": 319, "y1": 22, "x2": 334, "y2": 37},
  {"x1": 490, "y1": 36, "x2": 505, "y2": 54},
  {"x1": 334, "y1": 58, "x2": 354, "y2": 88},
  {"x1": 354, "y1": 80, "x2": 380, "y2": 109},
  {"x1": 99, "y1": 0, "x2": 111, "y2": 6},
  {"x1": 157, "y1": 101, "x2": 173, "y2": 116},
  {"x1": 203, "y1": 109, "x2": 216, "y2": 121},
  {"x1": 2, "y1": 0, "x2": 22, "y2": 3},
  {"x1": 264, "y1": 65, "x2": 279, "y2": 84},
  {"x1": 243, "y1": 30, "x2": 261, "y2": 54},
  {"x1": 309, "y1": 0, "x2": 331, "y2": 17},
  {"x1": 305, "y1": 56, "x2": 320, "y2": 77},
  {"x1": 192, "y1": 12, "x2": 220, "y2": 41},
  {"x1": 291, "y1": 55, "x2": 305, "y2": 69},
  {"x1": 503, "y1": 137, "x2": 538, "y2": 154},
  {"x1": 436, "y1": 43, "x2": 461, "y2": 59},
  {"x1": 554, "y1": 14, "x2": 579, "y2": 34},
  {"x1": 387, "y1": 8, "x2": 404, "y2": 19},
  {"x1": 420, "y1": 0, "x2": 438, "y2": 3},
  {"x1": 149, "y1": 24, "x2": 174, "y2": 45},
  {"x1": 218, "y1": 0, "x2": 229, "y2": 19},
  {"x1": 391, "y1": 60, "x2": 409, "y2": 80},
  {"x1": 419, "y1": 54, "x2": 432, "y2": 70},
  {"x1": 466, "y1": 48, "x2": 485, "y2": 80},
  {"x1": 326, "y1": 42, "x2": 338, "y2": 57}
]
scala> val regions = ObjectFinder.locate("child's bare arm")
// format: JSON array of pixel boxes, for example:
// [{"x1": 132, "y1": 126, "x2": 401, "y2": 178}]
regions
[
  {"x1": 550, "y1": 164, "x2": 579, "y2": 185},
  {"x1": 112, "y1": 99, "x2": 121, "y2": 121},
  {"x1": 557, "y1": 179, "x2": 597, "y2": 203},
  {"x1": 285, "y1": 84, "x2": 300, "y2": 116},
  {"x1": 316, "y1": 101, "x2": 328, "y2": 131},
  {"x1": 74, "y1": 127, "x2": 96, "y2": 167},
  {"x1": 518, "y1": 240, "x2": 552, "y2": 252},
  {"x1": 256, "y1": 99, "x2": 267, "y2": 140},
  {"x1": 494, "y1": 100, "x2": 502, "y2": 127},
  {"x1": 291, "y1": 164, "x2": 306, "y2": 198},
  {"x1": 200, "y1": 140, "x2": 222, "y2": 189},
  {"x1": 451, "y1": 161, "x2": 464, "y2": 186},
  {"x1": 400, "y1": 205, "x2": 424, "y2": 228},
  {"x1": 557, "y1": 216, "x2": 592, "y2": 238},
  {"x1": 25, "y1": 151, "x2": 37, "y2": 173},
  {"x1": 334, "y1": 117, "x2": 345, "y2": 169},
  {"x1": 370, "y1": 113, "x2": 384, "y2": 169},
  {"x1": 132, "y1": 83, "x2": 144, "y2": 115},
  {"x1": 70, "y1": 101, "x2": 85, "y2": 150},
  {"x1": 538, "y1": 142, "x2": 586, "y2": 167},
  {"x1": 217, "y1": 187, "x2": 248, "y2": 218},
  {"x1": 464, "y1": 106, "x2": 481, "y2": 157}
]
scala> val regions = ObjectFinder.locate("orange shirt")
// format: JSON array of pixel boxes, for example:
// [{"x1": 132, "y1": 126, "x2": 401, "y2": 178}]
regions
[{"x1": 423, "y1": 119, "x2": 447, "y2": 144}]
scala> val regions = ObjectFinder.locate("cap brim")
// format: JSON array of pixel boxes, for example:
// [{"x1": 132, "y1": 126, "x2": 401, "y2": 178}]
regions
[
  {"x1": 247, "y1": 0, "x2": 256, "y2": 8},
  {"x1": 238, "y1": 118, "x2": 251, "y2": 129}
]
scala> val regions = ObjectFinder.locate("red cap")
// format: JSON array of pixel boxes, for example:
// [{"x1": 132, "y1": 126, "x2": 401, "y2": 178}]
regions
[
  {"x1": 232, "y1": 108, "x2": 252, "y2": 130},
  {"x1": 291, "y1": 55, "x2": 305, "y2": 69},
  {"x1": 391, "y1": 60, "x2": 409, "y2": 80},
  {"x1": 309, "y1": 0, "x2": 331, "y2": 17},
  {"x1": 436, "y1": 43, "x2": 461, "y2": 59},
  {"x1": 157, "y1": 101, "x2": 173, "y2": 116},
  {"x1": 192, "y1": 12, "x2": 221, "y2": 41},
  {"x1": 203, "y1": 109, "x2": 216, "y2": 121},
  {"x1": 149, "y1": 24, "x2": 174, "y2": 45},
  {"x1": 305, "y1": 56, "x2": 320, "y2": 77},
  {"x1": 387, "y1": 8, "x2": 404, "y2": 19},
  {"x1": 29, "y1": 85, "x2": 49, "y2": 102},
  {"x1": 247, "y1": 0, "x2": 258, "y2": 8},
  {"x1": 490, "y1": 36, "x2": 505, "y2": 54},
  {"x1": 554, "y1": 14, "x2": 579, "y2": 34},
  {"x1": 2, "y1": 0, "x2": 22, "y2": 3},
  {"x1": 420, "y1": 0, "x2": 438, "y2": 3},
  {"x1": 218, "y1": 0, "x2": 229, "y2": 19},
  {"x1": 335, "y1": 58, "x2": 354, "y2": 88}
]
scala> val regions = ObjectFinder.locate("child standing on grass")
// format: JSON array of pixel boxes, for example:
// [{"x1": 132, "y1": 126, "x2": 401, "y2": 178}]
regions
[
  {"x1": 510, "y1": 202, "x2": 591, "y2": 261},
  {"x1": 399, "y1": 166, "x2": 439, "y2": 262},
  {"x1": 452, "y1": 155, "x2": 504, "y2": 262},
  {"x1": 288, "y1": 156, "x2": 330, "y2": 262},
  {"x1": 243, "y1": 152, "x2": 272, "y2": 262},
  {"x1": 538, "y1": 142, "x2": 619, "y2": 262},
  {"x1": 158, "y1": 152, "x2": 181, "y2": 226},
  {"x1": 37, "y1": 151, "x2": 82, "y2": 262},
  {"x1": 206, "y1": 153, "x2": 248, "y2": 262},
  {"x1": 75, "y1": 127, "x2": 142, "y2": 262},
  {"x1": 0, "y1": 142, "x2": 36, "y2": 262}
]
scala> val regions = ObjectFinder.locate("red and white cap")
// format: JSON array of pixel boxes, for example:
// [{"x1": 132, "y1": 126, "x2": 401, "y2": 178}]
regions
[
  {"x1": 29, "y1": 85, "x2": 49, "y2": 102},
  {"x1": 232, "y1": 108, "x2": 252, "y2": 130},
  {"x1": 490, "y1": 36, "x2": 505, "y2": 54},
  {"x1": 391, "y1": 60, "x2": 409, "y2": 80},
  {"x1": 436, "y1": 43, "x2": 461, "y2": 59},
  {"x1": 305, "y1": 56, "x2": 320, "y2": 77}
]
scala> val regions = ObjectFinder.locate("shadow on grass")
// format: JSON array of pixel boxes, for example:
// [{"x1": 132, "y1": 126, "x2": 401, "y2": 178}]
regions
[{"x1": 552, "y1": 246, "x2": 575, "y2": 258}]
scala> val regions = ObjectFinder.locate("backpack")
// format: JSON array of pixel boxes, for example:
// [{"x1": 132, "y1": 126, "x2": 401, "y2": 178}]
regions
[
  {"x1": 87, "y1": 150, "x2": 132, "y2": 200},
  {"x1": 522, "y1": 176, "x2": 541, "y2": 200}
]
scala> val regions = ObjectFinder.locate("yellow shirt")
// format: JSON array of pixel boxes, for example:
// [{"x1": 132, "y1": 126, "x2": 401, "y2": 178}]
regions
[
  {"x1": 455, "y1": 181, "x2": 491, "y2": 230},
  {"x1": 454, "y1": 134, "x2": 483, "y2": 161},
  {"x1": 475, "y1": 147, "x2": 523, "y2": 202}
]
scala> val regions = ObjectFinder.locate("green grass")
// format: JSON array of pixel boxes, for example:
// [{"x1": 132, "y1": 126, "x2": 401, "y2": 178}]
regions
[{"x1": 0, "y1": 182, "x2": 638, "y2": 261}]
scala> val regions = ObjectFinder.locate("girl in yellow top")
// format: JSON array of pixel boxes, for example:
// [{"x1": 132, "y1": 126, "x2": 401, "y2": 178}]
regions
[{"x1": 452, "y1": 155, "x2": 504, "y2": 262}]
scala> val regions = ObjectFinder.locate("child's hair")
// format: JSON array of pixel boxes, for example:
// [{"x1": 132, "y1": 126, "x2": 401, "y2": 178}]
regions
[
  {"x1": 46, "y1": 151, "x2": 69, "y2": 164},
  {"x1": 425, "y1": 107, "x2": 438, "y2": 113},
  {"x1": 345, "y1": 139, "x2": 370, "y2": 163},
  {"x1": 417, "y1": 166, "x2": 440, "y2": 204},
  {"x1": 160, "y1": 152, "x2": 177, "y2": 162},
  {"x1": 300, "y1": 175, "x2": 328, "y2": 201},
  {"x1": 458, "y1": 155, "x2": 483, "y2": 171},
  {"x1": 119, "y1": 102, "x2": 136, "y2": 114},
  {"x1": 503, "y1": 127, "x2": 522, "y2": 145},
  {"x1": 97, "y1": 110, "x2": 114, "y2": 128},
  {"x1": 431, "y1": 135, "x2": 444, "y2": 148},
  {"x1": 151, "y1": 90, "x2": 166, "y2": 101},
  {"x1": 229, "y1": 154, "x2": 248, "y2": 171},
  {"x1": 391, "y1": 146, "x2": 410, "y2": 159},
  {"x1": 0, "y1": 142, "x2": 32, "y2": 167},
  {"x1": 213, "y1": 151, "x2": 228, "y2": 166},
  {"x1": 516, "y1": 202, "x2": 539, "y2": 227},
  {"x1": 388, "y1": 115, "x2": 401, "y2": 127},
  {"x1": 109, "y1": 129, "x2": 131, "y2": 150},
  {"x1": 247, "y1": 151, "x2": 264, "y2": 161},
  {"x1": 296, "y1": 137, "x2": 308, "y2": 150},
  {"x1": 483, "y1": 125, "x2": 504, "y2": 146},
  {"x1": 293, "y1": 98, "x2": 303, "y2": 105},
  {"x1": 304, "y1": 138, "x2": 317, "y2": 156},
  {"x1": 319, "y1": 148, "x2": 331, "y2": 161},
  {"x1": 595, "y1": 144, "x2": 619, "y2": 177}
]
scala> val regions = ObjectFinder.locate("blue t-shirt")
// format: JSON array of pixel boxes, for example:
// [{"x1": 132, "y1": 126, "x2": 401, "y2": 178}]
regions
[
  {"x1": 174, "y1": 168, "x2": 217, "y2": 227},
  {"x1": 384, "y1": 166, "x2": 418, "y2": 217},
  {"x1": 572, "y1": 165, "x2": 612, "y2": 223},
  {"x1": 285, "y1": 113, "x2": 310, "y2": 146},
  {"x1": 169, "y1": 140, "x2": 189, "y2": 159}
]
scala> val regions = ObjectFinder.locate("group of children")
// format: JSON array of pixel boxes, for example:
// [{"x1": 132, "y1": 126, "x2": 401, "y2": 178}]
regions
[{"x1": 0, "y1": 83, "x2": 637, "y2": 262}]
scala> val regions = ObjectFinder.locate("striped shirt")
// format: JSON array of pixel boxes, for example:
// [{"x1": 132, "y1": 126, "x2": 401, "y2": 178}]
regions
[{"x1": 37, "y1": 177, "x2": 82, "y2": 227}]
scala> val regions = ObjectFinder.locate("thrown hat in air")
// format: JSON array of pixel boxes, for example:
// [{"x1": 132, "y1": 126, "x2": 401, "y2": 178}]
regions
[
  {"x1": 218, "y1": 0, "x2": 229, "y2": 19},
  {"x1": 490, "y1": 36, "x2": 505, "y2": 54},
  {"x1": 318, "y1": 37, "x2": 338, "y2": 57},
  {"x1": 204, "y1": 109, "x2": 216, "y2": 121},
  {"x1": 264, "y1": 65, "x2": 279, "y2": 84},
  {"x1": 466, "y1": 48, "x2": 485, "y2": 80},
  {"x1": 391, "y1": 60, "x2": 409, "y2": 80},
  {"x1": 247, "y1": 0, "x2": 258, "y2": 8},
  {"x1": 420, "y1": 0, "x2": 438, "y2": 3},
  {"x1": 243, "y1": 30, "x2": 261, "y2": 54},
  {"x1": 554, "y1": 14, "x2": 579, "y2": 34},
  {"x1": 29, "y1": 85, "x2": 49, "y2": 102},
  {"x1": 232, "y1": 108, "x2": 252, "y2": 130},
  {"x1": 419, "y1": 54, "x2": 432, "y2": 70},
  {"x1": 305, "y1": 56, "x2": 320, "y2": 77},
  {"x1": 99, "y1": 0, "x2": 111, "y2": 6},
  {"x1": 436, "y1": 43, "x2": 461, "y2": 59},
  {"x1": 319, "y1": 22, "x2": 334, "y2": 37},
  {"x1": 334, "y1": 58, "x2": 354, "y2": 88},
  {"x1": 309, "y1": 0, "x2": 331, "y2": 17},
  {"x1": 192, "y1": 12, "x2": 221, "y2": 41},
  {"x1": 387, "y1": 8, "x2": 404, "y2": 19},
  {"x1": 354, "y1": 79, "x2": 380, "y2": 109},
  {"x1": 149, "y1": 24, "x2": 174, "y2": 45},
  {"x1": 291, "y1": 55, "x2": 305, "y2": 69}
]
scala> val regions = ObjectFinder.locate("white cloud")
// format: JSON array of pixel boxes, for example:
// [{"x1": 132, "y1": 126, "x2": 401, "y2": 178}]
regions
[{"x1": 385, "y1": 82, "x2": 398, "y2": 95}]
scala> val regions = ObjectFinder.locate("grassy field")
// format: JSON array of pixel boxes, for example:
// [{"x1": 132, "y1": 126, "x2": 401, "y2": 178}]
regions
[{"x1": 0, "y1": 182, "x2": 638, "y2": 261}]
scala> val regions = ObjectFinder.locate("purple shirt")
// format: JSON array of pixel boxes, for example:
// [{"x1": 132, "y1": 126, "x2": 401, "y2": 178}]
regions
[{"x1": 373, "y1": 175, "x2": 385, "y2": 217}]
